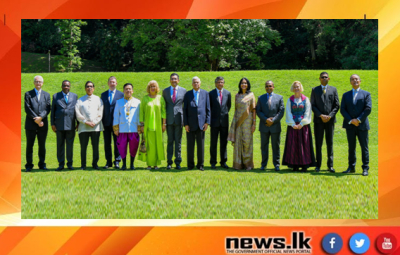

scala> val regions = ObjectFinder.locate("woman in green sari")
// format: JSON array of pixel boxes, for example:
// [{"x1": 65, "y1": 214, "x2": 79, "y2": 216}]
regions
[{"x1": 139, "y1": 80, "x2": 166, "y2": 169}]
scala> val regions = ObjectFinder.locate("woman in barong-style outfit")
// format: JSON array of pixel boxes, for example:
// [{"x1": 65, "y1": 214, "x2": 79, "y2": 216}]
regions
[
  {"x1": 113, "y1": 83, "x2": 141, "y2": 170},
  {"x1": 227, "y1": 78, "x2": 257, "y2": 170},
  {"x1": 282, "y1": 81, "x2": 316, "y2": 172}
]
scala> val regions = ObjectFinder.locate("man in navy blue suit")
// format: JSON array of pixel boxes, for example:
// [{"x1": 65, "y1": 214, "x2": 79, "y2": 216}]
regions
[
  {"x1": 340, "y1": 74, "x2": 372, "y2": 176},
  {"x1": 183, "y1": 76, "x2": 211, "y2": 171},
  {"x1": 101, "y1": 76, "x2": 124, "y2": 169}
]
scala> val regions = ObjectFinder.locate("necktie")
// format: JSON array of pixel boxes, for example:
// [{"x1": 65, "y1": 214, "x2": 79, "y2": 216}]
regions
[
  {"x1": 195, "y1": 91, "x2": 198, "y2": 106},
  {"x1": 323, "y1": 87, "x2": 326, "y2": 94},
  {"x1": 268, "y1": 93, "x2": 272, "y2": 107},
  {"x1": 219, "y1": 90, "x2": 223, "y2": 105},
  {"x1": 109, "y1": 91, "x2": 114, "y2": 104},
  {"x1": 38, "y1": 91, "x2": 41, "y2": 101},
  {"x1": 172, "y1": 88, "x2": 176, "y2": 103},
  {"x1": 353, "y1": 90, "x2": 358, "y2": 104},
  {"x1": 64, "y1": 94, "x2": 68, "y2": 103}
]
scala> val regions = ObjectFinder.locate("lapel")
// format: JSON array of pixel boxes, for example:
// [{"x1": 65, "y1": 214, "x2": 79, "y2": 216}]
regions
[
  {"x1": 214, "y1": 89, "x2": 220, "y2": 105},
  {"x1": 319, "y1": 86, "x2": 326, "y2": 103},
  {"x1": 353, "y1": 89, "x2": 361, "y2": 105},
  {"x1": 221, "y1": 89, "x2": 227, "y2": 106},
  {"x1": 32, "y1": 89, "x2": 39, "y2": 104},
  {"x1": 192, "y1": 89, "x2": 197, "y2": 106},
  {"x1": 59, "y1": 92, "x2": 68, "y2": 108}
]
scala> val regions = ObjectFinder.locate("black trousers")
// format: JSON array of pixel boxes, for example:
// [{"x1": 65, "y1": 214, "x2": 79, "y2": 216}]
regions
[
  {"x1": 79, "y1": 131, "x2": 100, "y2": 167},
  {"x1": 186, "y1": 128, "x2": 205, "y2": 169},
  {"x1": 56, "y1": 130, "x2": 76, "y2": 167},
  {"x1": 314, "y1": 122, "x2": 335, "y2": 168},
  {"x1": 103, "y1": 126, "x2": 121, "y2": 164},
  {"x1": 260, "y1": 131, "x2": 281, "y2": 168},
  {"x1": 210, "y1": 126, "x2": 229, "y2": 165},
  {"x1": 166, "y1": 124, "x2": 183, "y2": 165},
  {"x1": 346, "y1": 128, "x2": 369, "y2": 171},
  {"x1": 25, "y1": 129, "x2": 48, "y2": 169}
]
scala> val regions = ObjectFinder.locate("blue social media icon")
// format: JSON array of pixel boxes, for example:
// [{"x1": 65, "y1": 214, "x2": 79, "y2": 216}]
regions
[
  {"x1": 349, "y1": 233, "x2": 370, "y2": 254},
  {"x1": 322, "y1": 233, "x2": 343, "y2": 254}
]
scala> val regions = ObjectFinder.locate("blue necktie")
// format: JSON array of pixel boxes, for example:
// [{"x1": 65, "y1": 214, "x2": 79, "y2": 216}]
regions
[
  {"x1": 353, "y1": 89, "x2": 358, "y2": 104},
  {"x1": 64, "y1": 94, "x2": 68, "y2": 103},
  {"x1": 109, "y1": 91, "x2": 114, "y2": 104},
  {"x1": 195, "y1": 91, "x2": 198, "y2": 106}
]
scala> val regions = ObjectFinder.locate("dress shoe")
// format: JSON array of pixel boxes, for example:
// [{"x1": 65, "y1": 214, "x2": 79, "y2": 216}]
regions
[
  {"x1": 25, "y1": 168, "x2": 32, "y2": 172},
  {"x1": 292, "y1": 167, "x2": 299, "y2": 171},
  {"x1": 221, "y1": 163, "x2": 229, "y2": 169},
  {"x1": 104, "y1": 162, "x2": 113, "y2": 169},
  {"x1": 260, "y1": 166, "x2": 265, "y2": 170},
  {"x1": 275, "y1": 166, "x2": 280, "y2": 171},
  {"x1": 198, "y1": 166, "x2": 204, "y2": 171},
  {"x1": 301, "y1": 167, "x2": 307, "y2": 172},
  {"x1": 80, "y1": 166, "x2": 86, "y2": 170},
  {"x1": 39, "y1": 166, "x2": 48, "y2": 170},
  {"x1": 121, "y1": 158, "x2": 127, "y2": 170},
  {"x1": 68, "y1": 166, "x2": 74, "y2": 170},
  {"x1": 328, "y1": 167, "x2": 335, "y2": 173},
  {"x1": 130, "y1": 165, "x2": 135, "y2": 170},
  {"x1": 315, "y1": 167, "x2": 320, "y2": 172},
  {"x1": 362, "y1": 170, "x2": 369, "y2": 176},
  {"x1": 211, "y1": 164, "x2": 216, "y2": 169},
  {"x1": 93, "y1": 166, "x2": 100, "y2": 170},
  {"x1": 56, "y1": 166, "x2": 64, "y2": 171},
  {"x1": 187, "y1": 167, "x2": 193, "y2": 170},
  {"x1": 176, "y1": 165, "x2": 181, "y2": 170},
  {"x1": 167, "y1": 165, "x2": 172, "y2": 170},
  {"x1": 342, "y1": 168, "x2": 355, "y2": 173},
  {"x1": 114, "y1": 161, "x2": 120, "y2": 169}
]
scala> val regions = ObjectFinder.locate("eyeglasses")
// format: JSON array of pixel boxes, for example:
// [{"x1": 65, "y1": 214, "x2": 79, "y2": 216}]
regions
[
  {"x1": 86, "y1": 86, "x2": 94, "y2": 88},
  {"x1": 320, "y1": 76, "x2": 329, "y2": 79}
]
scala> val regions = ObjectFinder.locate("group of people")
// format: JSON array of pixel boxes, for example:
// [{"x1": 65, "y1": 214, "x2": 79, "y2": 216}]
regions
[{"x1": 24, "y1": 72, "x2": 371, "y2": 176}]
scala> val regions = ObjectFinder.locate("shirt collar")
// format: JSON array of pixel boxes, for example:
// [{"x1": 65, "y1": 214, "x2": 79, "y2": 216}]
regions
[
  {"x1": 193, "y1": 89, "x2": 199, "y2": 93},
  {"x1": 218, "y1": 88, "x2": 223, "y2": 94},
  {"x1": 34, "y1": 88, "x2": 42, "y2": 94},
  {"x1": 353, "y1": 87, "x2": 360, "y2": 92},
  {"x1": 109, "y1": 89, "x2": 116, "y2": 93},
  {"x1": 124, "y1": 96, "x2": 133, "y2": 100},
  {"x1": 62, "y1": 91, "x2": 69, "y2": 96},
  {"x1": 321, "y1": 84, "x2": 328, "y2": 89},
  {"x1": 171, "y1": 85, "x2": 179, "y2": 90}
]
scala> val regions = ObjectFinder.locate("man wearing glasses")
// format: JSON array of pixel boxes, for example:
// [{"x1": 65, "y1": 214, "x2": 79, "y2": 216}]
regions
[
  {"x1": 24, "y1": 75, "x2": 51, "y2": 172},
  {"x1": 310, "y1": 72, "x2": 340, "y2": 173}
]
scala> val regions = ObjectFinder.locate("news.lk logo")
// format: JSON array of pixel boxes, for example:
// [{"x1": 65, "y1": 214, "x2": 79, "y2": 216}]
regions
[
  {"x1": 376, "y1": 233, "x2": 397, "y2": 254},
  {"x1": 225, "y1": 231, "x2": 312, "y2": 254},
  {"x1": 321, "y1": 233, "x2": 343, "y2": 254},
  {"x1": 349, "y1": 233, "x2": 370, "y2": 254}
]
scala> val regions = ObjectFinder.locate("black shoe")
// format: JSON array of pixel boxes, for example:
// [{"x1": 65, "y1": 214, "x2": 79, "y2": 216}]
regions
[
  {"x1": 80, "y1": 166, "x2": 86, "y2": 170},
  {"x1": 167, "y1": 165, "x2": 172, "y2": 170},
  {"x1": 25, "y1": 168, "x2": 32, "y2": 172},
  {"x1": 211, "y1": 164, "x2": 216, "y2": 169},
  {"x1": 130, "y1": 156, "x2": 135, "y2": 170},
  {"x1": 176, "y1": 165, "x2": 181, "y2": 170},
  {"x1": 301, "y1": 167, "x2": 307, "y2": 172},
  {"x1": 328, "y1": 167, "x2": 335, "y2": 173},
  {"x1": 362, "y1": 170, "x2": 369, "y2": 176},
  {"x1": 187, "y1": 167, "x2": 194, "y2": 170},
  {"x1": 121, "y1": 158, "x2": 127, "y2": 170},
  {"x1": 68, "y1": 166, "x2": 74, "y2": 170},
  {"x1": 114, "y1": 161, "x2": 120, "y2": 169},
  {"x1": 275, "y1": 166, "x2": 280, "y2": 171},
  {"x1": 56, "y1": 166, "x2": 64, "y2": 171},
  {"x1": 293, "y1": 167, "x2": 299, "y2": 171},
  {"x1": 221, "y1": 163, "x2": 229, "y2": 169},
  {"x1": 93, "y1": 165, "x2": 99, "y2": 170},
  {"x1": 342, "y1": 168, "x2": 355, "y2": 173},
  {"x1": 315, "y1": 167, "x2": 320, "y2": 172},
  {"x1": 39, "y1": 166, "x2": 48, "y2": 170},
  {"x1": 260, "y1": 166, "x2": 265, "y2": 170},
  {"x1": 198, "y1": 166, "x2": 204, "y2": 171}
]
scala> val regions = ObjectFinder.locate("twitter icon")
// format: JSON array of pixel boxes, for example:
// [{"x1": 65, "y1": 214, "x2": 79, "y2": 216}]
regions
[{"x1": 349, "y1": 233, "x2": 370, "y2": 254}]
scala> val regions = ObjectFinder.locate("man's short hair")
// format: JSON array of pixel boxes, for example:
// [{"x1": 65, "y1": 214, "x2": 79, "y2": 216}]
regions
[
  {"x1": 350, "y1": 74, "x2": 361, "y2": 81},
  {"x1": 34, "y1": 75, "x2": 43, "y2": 82},
  {"x1": 62, "y1": 80, "x2": 71, "y2": 86},
  {"x1": 265, "y1": 80, "x2": 274, "y2": 87},
  {"x1": 123, "y1": 83, "x2": 133, "y2": 89},
  {"x1": 192, "y1": 76, "x2": 201, "y2": 83},
  {"x1": 170, "y1": 73, "x2": 179, "y2": 79},
  {"x1": 215, "y1": 76, "x2": 224, "y2": 83},
  {"x1": 320, "y1": 72, "x2": 329, "y2": 77},
  {"x1": 108, "y1": 76, "x2": 117, "y2": 82},
  {"x1": 85, "y1": 81, "x2": 95, "y2": 87}
]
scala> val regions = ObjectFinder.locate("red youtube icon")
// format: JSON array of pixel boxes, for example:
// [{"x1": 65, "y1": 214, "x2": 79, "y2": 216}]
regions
[{"x1": 376, "y1": 233, "x2": 397, "y2": 254}]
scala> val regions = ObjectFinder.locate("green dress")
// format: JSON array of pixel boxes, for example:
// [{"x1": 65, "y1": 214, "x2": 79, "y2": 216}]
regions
[{"x1": 138, "y1": 95, "x2": 166, "y2": 166}]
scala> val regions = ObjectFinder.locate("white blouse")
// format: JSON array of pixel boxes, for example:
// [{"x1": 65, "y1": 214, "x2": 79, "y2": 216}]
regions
[
  {"x1": 285, "y1": 96, "x2": 312, "y2": 127},
  {"x1": 75, "y1": 94, "x2": 104, "y2": 134}
]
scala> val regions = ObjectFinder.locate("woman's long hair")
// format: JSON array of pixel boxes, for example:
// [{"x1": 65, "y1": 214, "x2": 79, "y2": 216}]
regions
[{"x1": 238, "y1": 78, "x2": 251, "y2": 94}]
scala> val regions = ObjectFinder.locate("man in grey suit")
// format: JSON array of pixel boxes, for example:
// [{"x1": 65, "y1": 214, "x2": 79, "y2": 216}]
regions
[
  {"x1": 256, "y1": 80, "x2": 285, "y2": 171},
  {"x1": 162, "y1": 73, "x2": 187, "y2": 170},
  {"x1": 209, "y1": 76, "x2": 231, "y2": 169},
  {"x1": 51, "y1": 80, "x2": 78, "y2": 171}
]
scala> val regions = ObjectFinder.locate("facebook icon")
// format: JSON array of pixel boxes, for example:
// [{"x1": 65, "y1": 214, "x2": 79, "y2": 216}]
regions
[{"x1": 322, "y1": 233, "x2": 343, "y2": 254}]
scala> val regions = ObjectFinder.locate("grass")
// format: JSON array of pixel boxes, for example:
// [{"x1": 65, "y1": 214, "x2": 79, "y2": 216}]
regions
[
  {"x1": 21, "y1": 70, "x2": 378, "y2": 219},
  {"x1": 21, "y1": 52, "x2": 105, "y2": 73}
]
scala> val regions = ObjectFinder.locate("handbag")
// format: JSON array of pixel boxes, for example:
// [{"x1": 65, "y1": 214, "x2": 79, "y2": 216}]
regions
[{"x1": 139, "y1": 133, "x2": 146, "y2": 153}]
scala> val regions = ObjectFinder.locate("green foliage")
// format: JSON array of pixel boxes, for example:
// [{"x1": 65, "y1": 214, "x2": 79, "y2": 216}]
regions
[
  {"x1": 22, "y1": 19, "x2": 62, "y2": 54},
  {"x1": 21, "y1": 70, "x2": 378, "y2": 219},
  {"x1": 54, "y1": 19, "x2": 87, "y2": 72}
]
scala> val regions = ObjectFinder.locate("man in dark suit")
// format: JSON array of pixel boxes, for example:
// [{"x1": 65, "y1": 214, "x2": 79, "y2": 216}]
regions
[
  {"x1": 256, "y1": 80, "x2": 284, "y2": 171},
  {"x1": 209, "y1": 76, "x2": 231, "y2": 169},
  {"x1": 183, "y1": 76, "x2": 211, "y2": 171},
  {"x1": 162, "y1": 73, "x2": 187, "y2": 170},
  {"x1": 340, "y1": 74, "x2": 372, "y2": 176},
  {"x1": 24, "y1": 75, "x2": 51, "y2": 172},
  {"x1": 310, "y1": 72, "x2": 340, "y2": 173},
  {"x1": 51, "y1": 80, "x2": 78, "y2": 171},
  {"x1": 101, "y1": 76, "x2": 124, "y2": 169}
]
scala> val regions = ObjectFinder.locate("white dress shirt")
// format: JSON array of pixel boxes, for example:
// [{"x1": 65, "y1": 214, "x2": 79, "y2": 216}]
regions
[{"x1": 75, "y1": 94, "x2": 104, "y2": 134}]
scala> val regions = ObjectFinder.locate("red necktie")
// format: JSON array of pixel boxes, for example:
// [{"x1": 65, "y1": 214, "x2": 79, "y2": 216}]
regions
[
  {"x1": 219, "y1": 90, "x2": 223, "y2": 105},
  {"x1": 172, "y1": 88, "x2": 176, "y2": 103}
]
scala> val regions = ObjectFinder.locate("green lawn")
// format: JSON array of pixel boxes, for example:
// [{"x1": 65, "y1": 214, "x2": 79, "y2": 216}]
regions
[
  {"x1": 22, "y1": 52, "x2": 105, "y2": 73},
  {"x1": 21, "y1": 70, "x2": 378, "y2": 219}
]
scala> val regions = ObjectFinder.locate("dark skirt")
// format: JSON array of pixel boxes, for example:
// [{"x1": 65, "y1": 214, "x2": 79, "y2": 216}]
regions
[{"x1": 282, "y1": 124, "x2": 316, "y2": 168}]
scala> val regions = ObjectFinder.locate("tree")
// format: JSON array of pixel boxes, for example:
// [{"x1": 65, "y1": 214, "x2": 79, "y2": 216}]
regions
[{"x1": 55, "y1": 19, "x2": 87, "y2": 72}]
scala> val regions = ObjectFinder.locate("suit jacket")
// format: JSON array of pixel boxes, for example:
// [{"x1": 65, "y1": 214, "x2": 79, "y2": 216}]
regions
[
  {"x1": 51, "y1": 92, "x2": 78, "y2": 131},
  {"x1": 163, "y1": 86, "x2": 187, "y2": 126},
  {"x1": 340, "y1": 89, "x2": 371, "y2": 130},
  {"x1": 256, "y1": 93, "x2": 285, "y2": 133},
  {"x1": 101, "y1": 89, "x2": 124, "y2": 127},
  {"x1": 183, "y1": 89, "x2": 211, "y2": 131},
  {"x1": 310, "y1": 85, "x2": 340, "y2": 124},
  {"x1": 24, "y1": 89, "x2": 51, "y2": 130},
  {"x1": 209, "y1": 88, "x2": 231, "y2": 128}
]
